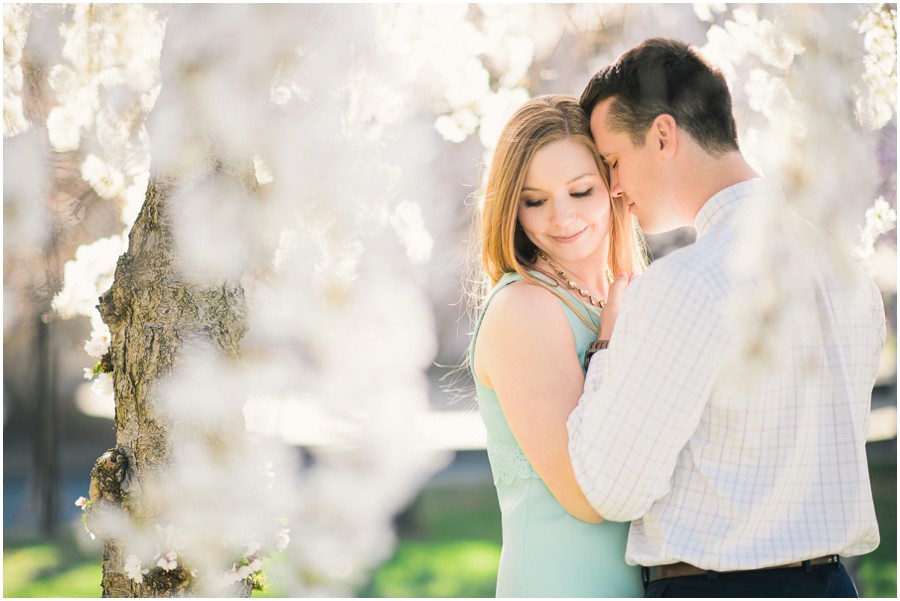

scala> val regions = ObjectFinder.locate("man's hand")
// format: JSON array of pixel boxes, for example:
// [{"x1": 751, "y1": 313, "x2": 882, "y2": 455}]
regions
[{"x1": 600, "y1": 273, "x2": 631, "y2": 340}]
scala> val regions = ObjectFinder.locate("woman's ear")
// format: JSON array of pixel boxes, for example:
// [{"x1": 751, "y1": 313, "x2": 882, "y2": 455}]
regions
[{"x1": 650, "y1": 114, "x2": 677, "y2": 159}]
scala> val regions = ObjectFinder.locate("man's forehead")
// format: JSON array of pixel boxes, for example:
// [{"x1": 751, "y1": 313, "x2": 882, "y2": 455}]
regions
[
  {"x1": 589, "y1": 108, "x2": 611, "y2": 152},
  {"x1": 589, "y1": 99, "x2": 623, "y2": 153}
]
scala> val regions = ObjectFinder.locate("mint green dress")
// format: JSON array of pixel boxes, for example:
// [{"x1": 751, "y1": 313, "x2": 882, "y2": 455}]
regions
[{"x1": 470, "y1": 272, "x2": 643, "y2": 598}]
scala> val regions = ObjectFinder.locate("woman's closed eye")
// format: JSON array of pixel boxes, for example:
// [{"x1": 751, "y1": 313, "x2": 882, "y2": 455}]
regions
[
  {"x1": 571, "y1": 187, "x2": 594, "y2": 199},
  {"x1": 522, "y1": 198, "x2": 546, "y2": 208}
]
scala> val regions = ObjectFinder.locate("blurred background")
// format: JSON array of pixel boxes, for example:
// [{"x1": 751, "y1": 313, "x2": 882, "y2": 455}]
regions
[{"x1": 3, "y1": 3, "x2": 896, "y2": 597}]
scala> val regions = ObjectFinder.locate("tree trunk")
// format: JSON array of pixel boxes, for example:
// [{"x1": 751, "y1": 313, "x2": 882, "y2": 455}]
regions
[
  {"x1": 90, "y1": 174, "x2": 249, "y2": 597},
  {"x1": 86, "y1": 6, "x2": 255, "y2": 596}
]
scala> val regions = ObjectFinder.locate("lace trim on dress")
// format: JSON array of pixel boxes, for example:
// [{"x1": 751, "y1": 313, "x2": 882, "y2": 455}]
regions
[{"x1": 486, "y1": 439, "x2": 539, "y2": 484}]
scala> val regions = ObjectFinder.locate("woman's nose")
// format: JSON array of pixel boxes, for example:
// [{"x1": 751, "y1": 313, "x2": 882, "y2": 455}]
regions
[{"x1": 551, "y1": 196, "x2": 576, "y2": 226}]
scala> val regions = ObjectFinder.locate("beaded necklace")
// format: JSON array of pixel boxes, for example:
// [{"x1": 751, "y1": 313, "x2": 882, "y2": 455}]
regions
[{"x1": 536, "y1": 249, "x2": 608, "y2": 310}]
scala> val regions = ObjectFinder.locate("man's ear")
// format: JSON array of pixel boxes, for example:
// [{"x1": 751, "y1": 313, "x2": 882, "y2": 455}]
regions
[{"x1": 650, "y1": 114, "x2": 677, "y2": 159}]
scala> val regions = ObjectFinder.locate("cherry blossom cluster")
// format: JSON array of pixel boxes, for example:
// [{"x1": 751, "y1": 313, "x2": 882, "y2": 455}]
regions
[{"x1": 77, "y1": 492, "x2": 291, "y2": 591}]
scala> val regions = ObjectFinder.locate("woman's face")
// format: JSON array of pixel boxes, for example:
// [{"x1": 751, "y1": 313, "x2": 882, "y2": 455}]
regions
[{"x1": 517, "y1": 138, "x2": 611, "y2": 265}]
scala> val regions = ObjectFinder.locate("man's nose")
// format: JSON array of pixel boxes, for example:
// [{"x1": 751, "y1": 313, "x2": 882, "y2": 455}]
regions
[{"x1": 609, "y1": 170, "x2": 623, "y2": 199}]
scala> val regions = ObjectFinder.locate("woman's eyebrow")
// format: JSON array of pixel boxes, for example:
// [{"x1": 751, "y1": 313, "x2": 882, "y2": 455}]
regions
[{"x1": 522, "y1": 173, "x2": 595, "y2": 192}]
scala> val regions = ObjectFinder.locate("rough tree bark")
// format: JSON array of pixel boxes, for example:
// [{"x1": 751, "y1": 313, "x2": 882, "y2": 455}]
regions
[
  {"x1": 89, "y1": 174, "x2": 250, "y2": 597},
  {"x1": 84, "y1": 7, "x2": 256, "y2": 597}
]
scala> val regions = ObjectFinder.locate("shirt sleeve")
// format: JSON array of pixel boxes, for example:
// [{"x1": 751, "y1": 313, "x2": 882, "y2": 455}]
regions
[
  {"x1": 871, "y1": 280, "x2": 887, "y2": 385},
  {"x1": 567, "y1": 262, "x2": 730, "y2": 522}
]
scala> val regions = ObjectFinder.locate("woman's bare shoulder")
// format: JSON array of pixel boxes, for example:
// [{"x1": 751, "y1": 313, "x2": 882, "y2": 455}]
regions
[
  {"x1": 474, "y1": 278, "x2": 575, "y2": 387},
  {"x1": 488, "y1": 278, "x2": 563, "y2": 315},
  {"x1": 480, "y1": 278, "x2": 569, "y2": 337}
]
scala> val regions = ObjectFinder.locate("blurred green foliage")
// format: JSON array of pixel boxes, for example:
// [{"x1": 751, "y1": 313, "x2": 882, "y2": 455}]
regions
[{"x1": 4, "y1": 448, "x2": 896, "y2": 598}]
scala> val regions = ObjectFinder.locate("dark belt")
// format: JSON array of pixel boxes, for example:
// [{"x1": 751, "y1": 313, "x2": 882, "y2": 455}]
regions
[{"x1": 642, "y1": 555, "x2": 841, "y2": 585}]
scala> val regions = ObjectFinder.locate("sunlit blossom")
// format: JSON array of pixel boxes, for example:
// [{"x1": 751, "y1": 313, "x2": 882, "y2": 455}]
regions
[
  {"x1": 52, "y1": 236, "x2": 127, "y2": 319},
  {"x1": 84, "y1": 330, "x2": 110, "y2": 360},
  {"x1": 92, "y1": 373, "x2": 114, "y2": 397},
  {"x1": 157, "y1": 551, "x2": 178, "y2": 571}
]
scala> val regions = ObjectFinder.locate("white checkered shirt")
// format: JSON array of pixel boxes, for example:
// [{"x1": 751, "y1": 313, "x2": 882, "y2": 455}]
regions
[{"x1": 567, "y1": 178, "x2": 886, "y2": 570}]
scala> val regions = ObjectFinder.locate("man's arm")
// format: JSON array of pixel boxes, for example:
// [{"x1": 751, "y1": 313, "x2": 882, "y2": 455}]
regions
[{"x1": 567, "y1": 263, "x2": 730, "y2": 521}]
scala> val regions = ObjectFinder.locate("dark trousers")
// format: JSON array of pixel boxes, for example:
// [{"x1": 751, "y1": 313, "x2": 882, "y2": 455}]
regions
[{"x1": 644, "y1": 561, "x2": 858, "y2": 598}]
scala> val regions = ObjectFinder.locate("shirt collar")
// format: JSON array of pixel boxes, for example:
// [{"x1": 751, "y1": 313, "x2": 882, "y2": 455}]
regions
[{"x1": 693, "y1": 178, "x2": 784, "y2": 239}]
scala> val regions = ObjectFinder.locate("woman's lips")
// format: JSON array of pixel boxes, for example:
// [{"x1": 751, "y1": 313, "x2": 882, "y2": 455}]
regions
[{"x1": 551, "y1": 226, "x2": 587, "y2": 244}]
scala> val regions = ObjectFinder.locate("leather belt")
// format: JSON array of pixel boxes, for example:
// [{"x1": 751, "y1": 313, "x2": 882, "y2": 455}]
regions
[{"x1": 643, "y1": 555, "x2": 840, "y2": 584}]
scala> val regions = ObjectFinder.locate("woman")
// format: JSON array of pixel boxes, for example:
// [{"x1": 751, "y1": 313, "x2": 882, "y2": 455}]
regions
[{"x1": 469, "y1": 95, "x2": 647, "y2": 597}]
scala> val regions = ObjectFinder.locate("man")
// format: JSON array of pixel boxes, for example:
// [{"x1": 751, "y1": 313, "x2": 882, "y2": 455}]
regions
[{"x1": 567, "y1": 38, "x2": 886, "y2": 597}]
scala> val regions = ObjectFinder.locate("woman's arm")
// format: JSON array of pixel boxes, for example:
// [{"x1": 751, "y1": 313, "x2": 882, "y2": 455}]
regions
[{"x1": 474, "y1": 281, "x2": 605, "y2": 523}]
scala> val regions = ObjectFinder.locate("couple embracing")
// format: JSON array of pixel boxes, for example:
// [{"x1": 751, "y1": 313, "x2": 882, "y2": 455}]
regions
[{"x1": 469, "y1": 39, "x2": 885, "y2": 598}]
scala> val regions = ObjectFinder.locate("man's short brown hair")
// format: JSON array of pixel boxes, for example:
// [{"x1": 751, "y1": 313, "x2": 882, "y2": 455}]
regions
[{"x1": 580, "y1": 38, "x2": 739, "y2": 156}]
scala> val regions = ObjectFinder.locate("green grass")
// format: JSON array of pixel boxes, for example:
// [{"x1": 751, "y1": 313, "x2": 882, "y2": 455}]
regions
[
  {"x1": 361, "y1": 540, "x2": 500, "y2": 598},
  {"x1": 359, "y1": 483, "x2": 502, "y2": 597},
  {"x1": 5, "y1": 452, "x2": 896, "y2": 597},
  {"x1": 3, "y1": 535, "x2": 102, "y2": 597}
]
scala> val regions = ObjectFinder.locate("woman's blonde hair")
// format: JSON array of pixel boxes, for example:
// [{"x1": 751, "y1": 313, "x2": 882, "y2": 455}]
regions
[{"x1": 471, "y1": 94, "x2": 648, "y2": 332}]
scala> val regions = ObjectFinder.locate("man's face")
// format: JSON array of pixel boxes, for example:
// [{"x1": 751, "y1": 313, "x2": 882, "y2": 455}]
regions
[{"x1": 589, "y1": 98, "x2": 670, "y2": 234}]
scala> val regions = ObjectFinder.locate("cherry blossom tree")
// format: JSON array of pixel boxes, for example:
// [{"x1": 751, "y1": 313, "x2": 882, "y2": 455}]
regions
[{"x1": 4, "y1": 3, "x2": 894, "y2": 597}]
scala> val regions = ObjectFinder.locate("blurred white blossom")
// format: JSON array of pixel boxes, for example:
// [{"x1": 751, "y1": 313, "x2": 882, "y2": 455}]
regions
[
  {"x1": 3, "y1": 130, "x2": 49, "y2": 249},
  {"x1": 390, "y1": 200, "x2": 434, "y2": 265},
  {"x1": 81, "y1": 154, "x2": 126, "y2": 200},
  {"x1": 703, "y1": 4, "x2": 890, "y2": 249},
  {"x1": 274, "y1": 528, "x2": 290, "y2": 552},
  {"x1": 124, "y1": 555, "x2": 149, "y2": 583},
  {"x1": 855, "y1": 196, "x2": 898, "y2": 259},
  {"x1": 477, "y1": 87, "x2": 531, "y2": 151},
  {"x1": 19, "y1": 4, "x2": 893, "y2": 596},
  {"x1": 693, "y1": 3, "x2": 727, "y2": 23},
  {"x1": 853, "y1": 5, "x2": 897, "y2": 129},
  {"x1": 3, "y1": 4, "x2": 30, "y2": 136},
  {"x1": 244, "y1": 540, "x2": 262, "y2": 557},
  {"x1": 434, "y1": 109, "x2": 479, "y2": 143},
  {"x1": 91, "y1": 373, "x2": 113, "y2": 397},
  {"x1": 223, "y1": 557, "x2": 262, "y2": 585}
]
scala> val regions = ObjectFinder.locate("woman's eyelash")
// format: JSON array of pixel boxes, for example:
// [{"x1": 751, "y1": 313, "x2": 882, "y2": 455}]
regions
[
  {"x1": 571, "y1": 187, "x2": 594, "y2": 198},
  {"x1": 523, "y1": 199, "x2": 545, "y2": 208}
]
